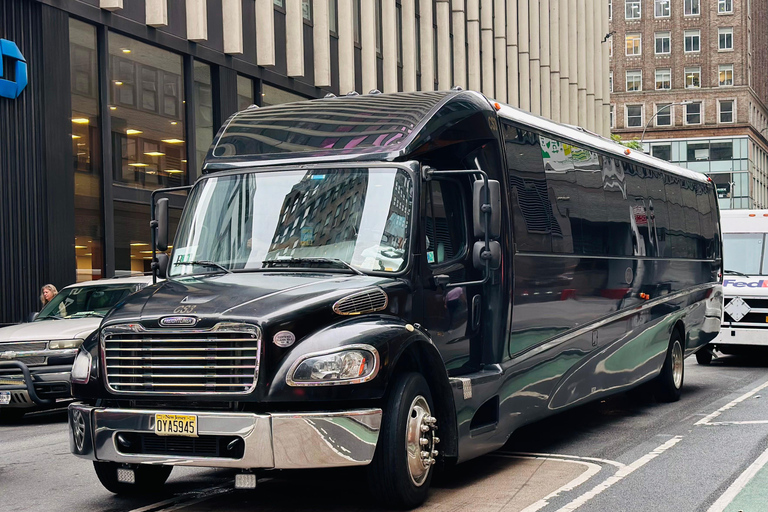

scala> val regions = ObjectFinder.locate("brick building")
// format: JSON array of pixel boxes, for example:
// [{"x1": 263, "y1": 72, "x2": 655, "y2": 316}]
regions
[{"x1": 609, "y1": 0, "x2": 768, "y2": 209}]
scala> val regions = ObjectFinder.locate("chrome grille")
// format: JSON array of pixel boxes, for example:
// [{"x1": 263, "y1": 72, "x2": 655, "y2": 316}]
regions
[
  {"x1": 1, "y1": 341, "x2": 47, "y2": 366},
  {"x1": 333, "y1": 288, "x2": 388, "y2": 315},
  {"x1": 102, "y1": 324, "x2": 261, "y2": 394}
]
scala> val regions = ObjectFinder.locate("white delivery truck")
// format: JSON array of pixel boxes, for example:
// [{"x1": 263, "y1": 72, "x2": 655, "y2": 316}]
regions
[{"x1": 702, "y1": 209, "x2": 768, "y2": 364}]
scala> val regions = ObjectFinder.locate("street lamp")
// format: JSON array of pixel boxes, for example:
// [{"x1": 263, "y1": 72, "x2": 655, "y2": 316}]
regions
[{"x1": 640, "y1": 101, "x2": 692, "y2": 152}]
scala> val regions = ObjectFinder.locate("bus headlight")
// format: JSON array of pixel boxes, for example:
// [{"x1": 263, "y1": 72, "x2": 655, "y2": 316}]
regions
[
  {"x1": 287, "y1": 345, "x2": 379, "y2": 386},
  {"x1": 71, "y1": 349, "x2": 92, "y2": 384}
]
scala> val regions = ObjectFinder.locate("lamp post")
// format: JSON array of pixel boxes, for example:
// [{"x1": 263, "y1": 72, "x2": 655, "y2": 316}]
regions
[{"x1": 640, "y1": 101, "x2": 692, "y2": 152}]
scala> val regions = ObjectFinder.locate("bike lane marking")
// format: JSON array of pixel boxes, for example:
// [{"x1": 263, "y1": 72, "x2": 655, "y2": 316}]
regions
[
  {"x1": 707, "y1": 443, "x2": 768, "y2": 512},
  {"x1": 695, "y1": 378, "x2": 768, "y2": 426}
]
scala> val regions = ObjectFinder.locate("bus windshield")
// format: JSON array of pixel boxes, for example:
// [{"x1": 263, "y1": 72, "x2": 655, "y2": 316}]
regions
[
  {"x1": 169, "y1": 167, "x2": 414, "y2": 277},
  {"x1": 723, "y1": 233, "x2": 765, "y2": 275}
]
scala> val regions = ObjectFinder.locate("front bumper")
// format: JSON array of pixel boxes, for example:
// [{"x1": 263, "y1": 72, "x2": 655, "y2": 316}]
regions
[
  {"x1": 711, "y1": 325, "x2": 768, "y2": 346},
  {"x1": 0, "y1": 360, "x2": 74, "y2": 408},
  {"x1": 68, "y1": 404, "x2": 382, "y2": 469}
]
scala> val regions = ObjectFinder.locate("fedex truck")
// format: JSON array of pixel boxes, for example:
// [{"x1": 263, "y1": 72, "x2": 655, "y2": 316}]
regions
[{"x1": 703, "y1": 209, "x2": 768, "y2": 364}]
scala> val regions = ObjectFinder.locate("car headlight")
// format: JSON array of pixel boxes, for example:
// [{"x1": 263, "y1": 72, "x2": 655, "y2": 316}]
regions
[
  {"x1": 287, "y1": 345, "x2": 379, "y2": 386},
  {"x1": 71, "y1": 349, "x2": 92, "y2": 384},
  {"x1": 49, "y1": 339, "x2": 84, "y2": 350}
]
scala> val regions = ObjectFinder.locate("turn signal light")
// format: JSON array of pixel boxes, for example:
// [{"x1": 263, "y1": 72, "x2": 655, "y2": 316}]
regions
[{"x1": 639, "y1": 293, "x2": 650, "y2": 300}]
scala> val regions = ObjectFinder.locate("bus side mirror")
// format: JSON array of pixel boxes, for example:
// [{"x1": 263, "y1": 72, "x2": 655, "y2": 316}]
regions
[
  {"x1": 155, "y1": 253, "x2": 169, "y2": 279},
  {"x1": 473, "y1": 241, "x2": 501, "y2": 270},
  {"x1": 473, "y1": 179, "x2": 501, "y2": 239},
  {"x1": 155, "y1": 197, "x2": 169, "y2": 252}
]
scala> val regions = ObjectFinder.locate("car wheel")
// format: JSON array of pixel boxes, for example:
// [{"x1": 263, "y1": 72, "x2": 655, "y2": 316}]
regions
[
  {"x1": 368, "y1": 372, "x2": 437, "y2": 509},
  {"x1": 93, "y1": 461, "x2": 173, "y2": 495},
  {"x1": 695, "y1": 348, "x2": 713, "y2": 366},
  {"x1": 656, "y1": 331, "x2": 684, "y2": 403}
]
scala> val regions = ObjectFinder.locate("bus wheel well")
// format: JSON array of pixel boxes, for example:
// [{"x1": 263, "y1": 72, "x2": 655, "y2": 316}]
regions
[
  {"x1": 388, "y1": 342, "x2": 458, "y2": 464},
  {"x1": 673, "y1": 320, "x2": 686, "y2": 346}
]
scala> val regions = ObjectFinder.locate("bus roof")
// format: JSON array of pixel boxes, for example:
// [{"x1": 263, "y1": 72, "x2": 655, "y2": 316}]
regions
[{"x1": 720, "y1": 209, "x2": 768, "y2": 233}]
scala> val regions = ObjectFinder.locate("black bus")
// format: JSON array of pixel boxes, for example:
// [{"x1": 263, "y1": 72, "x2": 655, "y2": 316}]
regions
[{"x1": 68, "y1": 90, "x2": 723, "y2": 508}]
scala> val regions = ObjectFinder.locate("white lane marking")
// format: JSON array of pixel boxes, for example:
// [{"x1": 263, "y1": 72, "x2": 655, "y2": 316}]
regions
[
  {"x1": 500, "y1": 451, "x2": 626, "y2": 469},
  {"x1": 554, "y1": 436, "x2": 683, "y2": 512},
  {"x1": 704, "y1": 420, "x2": 768, "y2": 426},
  {"x1": 507, "y1": 458, "x2": 602, "y2": 512},
  {"x1": 695, "y1": 379, "x2": 768, "y2": 426},
  {"x1": 706, "y1": 443, "x2": 768, "y2": 512}
]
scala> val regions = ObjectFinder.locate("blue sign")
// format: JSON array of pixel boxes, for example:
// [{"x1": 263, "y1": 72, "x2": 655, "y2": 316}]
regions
[{"x1": 0, "y1": 39, "x2": 28, "y2": 99}]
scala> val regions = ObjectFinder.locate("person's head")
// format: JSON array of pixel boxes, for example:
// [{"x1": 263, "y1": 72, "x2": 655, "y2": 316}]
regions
[{"x1": 40, "y1": 284, "x2": 58, "y2": 305}]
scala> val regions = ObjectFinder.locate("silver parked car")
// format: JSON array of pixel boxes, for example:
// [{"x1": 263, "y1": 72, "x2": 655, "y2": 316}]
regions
[{"x1": 0, "y1": 276, "x2": 154, "y2": 420}]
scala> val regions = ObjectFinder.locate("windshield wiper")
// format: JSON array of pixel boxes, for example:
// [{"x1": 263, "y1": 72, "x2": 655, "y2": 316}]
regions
[
  {"x1": 724, "y1": 269, "x2": 750, "y2": 277},
  {"x1": 39, "y1": 315, "x2": 63, "y2": 321},
  {"x1": 177, "y1": 260, "x2": 233, "y2": 274},
  {"x1": 70, "y1": 312, "x2": 105, "y2": 318},
  {"x1": 262, "y1": 257, "x2": 364, "y2": 275}
]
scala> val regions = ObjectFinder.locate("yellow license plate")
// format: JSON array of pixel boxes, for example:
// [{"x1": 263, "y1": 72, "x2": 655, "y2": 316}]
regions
[{"x1": 155, "y1": 414, "x2": 198, "y2": 437}]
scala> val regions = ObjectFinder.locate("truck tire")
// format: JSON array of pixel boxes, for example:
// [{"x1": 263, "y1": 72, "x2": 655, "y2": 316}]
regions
[
  {"x1": 655, "y1": 331, "x2": 684, "y2": 403},
  {"x1": 93, "y1": 461, "x2": 173, "y2": 495},
  {"x1": 695, "y1": 348, "x2": 713, "y2": 366},
  {"x1": 368, "y1": 372, "x2": 437, "y2": 509}
]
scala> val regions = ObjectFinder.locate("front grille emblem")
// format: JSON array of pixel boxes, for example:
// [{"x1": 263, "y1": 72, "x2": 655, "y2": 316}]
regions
[{"x1": 160, "y1": 316, "x2": 198, "y2": 327}]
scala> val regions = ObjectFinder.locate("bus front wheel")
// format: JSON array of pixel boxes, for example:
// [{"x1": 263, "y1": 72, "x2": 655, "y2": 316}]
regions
[
  {"x1": 368, "y1": 372, "x2": 438, "y2": 509},
  {"x1": 656, "y1": 331, "x2": 684, "y2": 403}
]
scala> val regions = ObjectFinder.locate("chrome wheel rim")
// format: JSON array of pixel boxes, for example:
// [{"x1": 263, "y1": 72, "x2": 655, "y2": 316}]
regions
[
  {"x1": 405, "y1": 395, "x2": 436, "y2": 487},
  {"x1": 672, "y1": 340, "x2": 683, "y2": 389},
  {"x1": 72, "y1": 410, "x2": 86, "y2": 452}
]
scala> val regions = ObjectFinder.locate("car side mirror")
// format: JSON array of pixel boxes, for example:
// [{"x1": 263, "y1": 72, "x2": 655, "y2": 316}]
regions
[
  {"x1": 473, "y1": 179, "x2": 501, "y2": 239},
  {"x1": 473, "y1": 240, "x2": 501, "y2": 270}
]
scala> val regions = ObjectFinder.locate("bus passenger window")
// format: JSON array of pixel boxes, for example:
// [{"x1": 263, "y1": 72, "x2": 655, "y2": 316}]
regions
[{"x1": 425, "y1": 181, "x2": 466, "y2": 265}]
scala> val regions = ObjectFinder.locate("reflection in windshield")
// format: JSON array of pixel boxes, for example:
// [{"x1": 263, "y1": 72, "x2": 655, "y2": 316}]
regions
[
  {"x1": 170, "y1": 168, "x2": 413, "y2": 276},
  {"x1": 37, "y1": 284, "x2": 142, "y2": 320},
  {"x1": 723, "y1": 233, "x2": 764, "y2": 275}
]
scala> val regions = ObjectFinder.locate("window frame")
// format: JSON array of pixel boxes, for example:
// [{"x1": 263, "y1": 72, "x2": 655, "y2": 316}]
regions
[
  {"x1": 719, "y1": 27, "x2": 734, "y2": 51},
  {"x1": 655, "y1": 31, "x2": 671, "y2": 54},
  {"x1": 424, "y1": 178, "x2": 469, "y2": 268},
  {"x1": 626, "y1": 33, "x2": 642, "y2": 56},
  {"x1": 685, "y1": 102, "x2": 703, "y2": 125},
  {"x1": 626, "y1": 69, "x2": 643, "y2": 91},
  {"x1": 626, "y1": 104, "x2": 644, "y2": 128},
  {"x1": 719, "y1": 99, "x2": 736, "y2": 123},
  {"x1": 684, "y1": 30, "x2": 700, "y2": 53},
  {"x1": 719, "y1": 64, "x2": 734, "y2": 86},
  {"x1": 685, "y1": 66, "x2": 701, "y2": 88}
]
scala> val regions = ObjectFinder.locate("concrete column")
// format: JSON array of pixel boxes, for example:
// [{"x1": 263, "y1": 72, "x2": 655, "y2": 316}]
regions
[
  {"x1": 186, "y1": 0, "x2": 208, "y2": 42},
  {"x1": 146, "y1": 0, "x2": 168, "y2": 27},
  {"x1": 452, "y1": 0, "x2": 467, "y2": 89},
  {"x1": 467, "y1": 0, "x2": 481, "y2": 92},
  {"x1": 480, "y1": 0, "x2": 494, "y2": 97},
  {"x1": 437, "y1": 0, "x2": 451, "y2": 90},
  {"x1": 529, "y1": 0, "x2": 541, "y2": 115},
  {"x1": 577, "y1": 0, "x2": 587, "y2": 127},
  {"x1": 518, "y1": 0, "x2": 531, "y2": 111},
  {"x1": 602, "y1": 0, "x2": 611, "y2": 135},
  {"x1": 100, "y1": 0, "x2": 122, "y2": 11},
  {"x1": 382, "y1": 0, "x2": 398, "y2": 93},
  {"x1": 420, "y1": 0, "x2": 435, "y2": 90},
  {"x1": 494, "y1": 0, "x2": 507, "y2": 102},
  {"x1": 256, "y1": 0, "x2": 275, "y2": 66},
  {"x1": 506, "y1": 0, "x2": 519, "y2": 107},
  {"x1": 568, "y1": 0, "x2": 578, "y2": 124},
  {"x1": 559, "y1": 0, "x2": 569, "y2": 123},
  {"x1": 402, "y1": 0, "x2": 417, "y2": 92},
  {"x1": 314, "y1": 0, "x2": 332, "y2": 87},
  {"x1": 585, "y1": 0, "x2": 595, "y2": 131},
  {"x1": 223, "y1": 0, "x2": 244, "y2": 55},
  {"x1": 286, "y1": 0, "x2": 304, "y2": 77},
  {"x1": 593, "y1": 0, "x2": 603, "y2": 135},
  {"x1": 539, "y1": 0, "x2": 551, "y2": 118},
  {"x1": 338, "y1": 0, "x2": 355, "y2": 93},
  {"x1": 361, "y1": 0, "x2": 376, "y2": 92},
  {"x1": 550, "y1": 0, "x2": 560, "y2": 121}
]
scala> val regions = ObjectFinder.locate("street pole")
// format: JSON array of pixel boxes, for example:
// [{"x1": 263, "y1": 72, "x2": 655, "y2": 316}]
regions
[{"x1": 640, "y1": 101, "x2": 691, "y2": 152}]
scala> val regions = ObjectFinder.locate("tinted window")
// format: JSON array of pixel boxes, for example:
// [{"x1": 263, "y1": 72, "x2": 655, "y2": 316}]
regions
[
  {"x1": 664, "y1": 175, "x2": 694, "y2": 258},
  {"x1": 625, "y1": 164, "x2": 657, "y2": 257},
  {"x1": 696, "y1": 182, "x2": 717, "y2": 259},
  {"x1": 425, "y1": 180, "x2": 466, "y2": 265},
  {"x1": 542, "y1": 136, "x2": 581, "y2": 254}
]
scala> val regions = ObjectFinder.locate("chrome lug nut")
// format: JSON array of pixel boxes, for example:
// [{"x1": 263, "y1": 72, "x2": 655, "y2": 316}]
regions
[
  {"x1": 433, "y1": 436, "x2": 440, "y2": 444},
  {"x1": 421, "y1": 451, "x2": 430, "y2": 459},
  {"x1": 420, "y1": 437, "x2": 430, "y2": 445},
  {"x1": 420, "y1": 424, "x2": 430, "y2": 433},
  {"x1": 431, "y1": 449, "x2": 439, "y2": 457}
]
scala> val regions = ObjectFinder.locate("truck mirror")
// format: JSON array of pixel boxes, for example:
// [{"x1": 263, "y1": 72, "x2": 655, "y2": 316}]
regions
[
  {"x1": 155, "y1": 253, "x2": 169, "y2": 279},
  {"x1": 472, "y1": 240, "x2": 501, "y2": 270},
  {"x1": 155, "y1": 197, "x2": 169, "y2": 252},
  {"x1": 473, "y1": 179, "x2": 501, "y2": 239}
]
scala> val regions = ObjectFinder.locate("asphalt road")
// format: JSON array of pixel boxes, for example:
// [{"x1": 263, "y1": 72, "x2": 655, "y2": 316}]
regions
[{"x1": 2, "y1": 353, "x2": 768, "y2": 512}]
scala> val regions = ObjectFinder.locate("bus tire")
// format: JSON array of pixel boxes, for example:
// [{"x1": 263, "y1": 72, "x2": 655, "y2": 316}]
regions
[
  {"x1": 368, "y1": 372, "x2": 436, "y2": 509},
  {"x1": 695, "y1": 348, "x2": 713, "y2": 366},
  {"x1": 93, "y1": 461, "x2": 172, "y2": 495},
  {"x1": 655, "y1": 331, "x2": 684, "y2": 403}
]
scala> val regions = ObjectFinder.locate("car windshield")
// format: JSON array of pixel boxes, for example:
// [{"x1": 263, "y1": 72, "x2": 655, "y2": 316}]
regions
[
  {"x1": 723, "y1": 233, "x2": 765, "y2": 275},
  {"x1": 169, "y1": 167, "x2": 413, "y2": 277},
  {"x1": 37, "y1": 283, "x2": 144, "y2": 320}
]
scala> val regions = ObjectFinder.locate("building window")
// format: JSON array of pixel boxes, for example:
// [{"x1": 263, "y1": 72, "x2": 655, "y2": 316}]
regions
[
  {"x1": 108, "y1": 32, "x2": 186, "y2": 191},
  {"x1": 686, "y1": 102, "x2": 702, "y2": 124},
  {"x1": 609, "y1": 0, "x2": 612, "y2": 19},
  {"x1": 626, "y1": 33, "x2": 642, "y2": 55},
  {"x1": 719, "y1": 28, "x2": 734, "y2": 50},
  {"x1": 625, "y1": 0, "x2": 641, "y2": 19},
  {"x1": 684, "y1": 30, "x2": 700, "y2": 52},
  {"x1": 652, "y1": 144, "x2": 672, "y2": 161},
  {"x1": 396, "y1": 3, "x2": 402, "y2": 65},
  {"x1": 626, "y1": 70, "x2": 642, "y2": 91},
  {"x1": 302, "y1": 0, "x2": 312, "y2": 21},
  {"x1": 655, "y1": 32, "x2": 670, "y2": 54},
  {"x1": 609, "y1": 72, "x2": 613, "y2": 92},
  {"x1": 626, "y1": 105, "x2": 643, "y2": 127},
  {"x1": 685, "y1": 67, "x2": 701, "y2": 88},
  {"x1": 610, "y1": 105, "x2": 615, "y2": 128},
  {"x1": 273, "y1": 0, "x2": 283, "y2": 6},
  {"x1": 237, "y1": 75, "x2": 254, "y2": 110},
  {"x1": 655, "y1": 68, "x2": 671, "y2": 89},
  {"x1": 194, "y1": 62, "x2": 213, "y2": 180},
  {"x1": 329, "y1": 0, "x2": 337, "y2": 32},
  {"x1": 718, "y1": 0, "x2": 733, "y2": 13},
  {"x1": 261, "y1": 83, "x2": 308, "y2": 107},
  {"x1": 684, "y1": 0, "x2": 700, "y2": 15},
  {"x1": 656, "y1": 103, "x2": 672, "y2": 125},
  {"x1": 353, "y1": 0, "x2": 360, "y2": 45},
  {"x1": 720, "y1": 100, "x2": 735, "y2": 123},
  {"x1": 655, "y1": 0, "x2": 670, "y2": 17},
  {"x1": 375, "y1": 0, "x2": 382, "y2": 53},
  {"x1": 719, "y1": 64, "x2": 734, "y2": 86}
]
